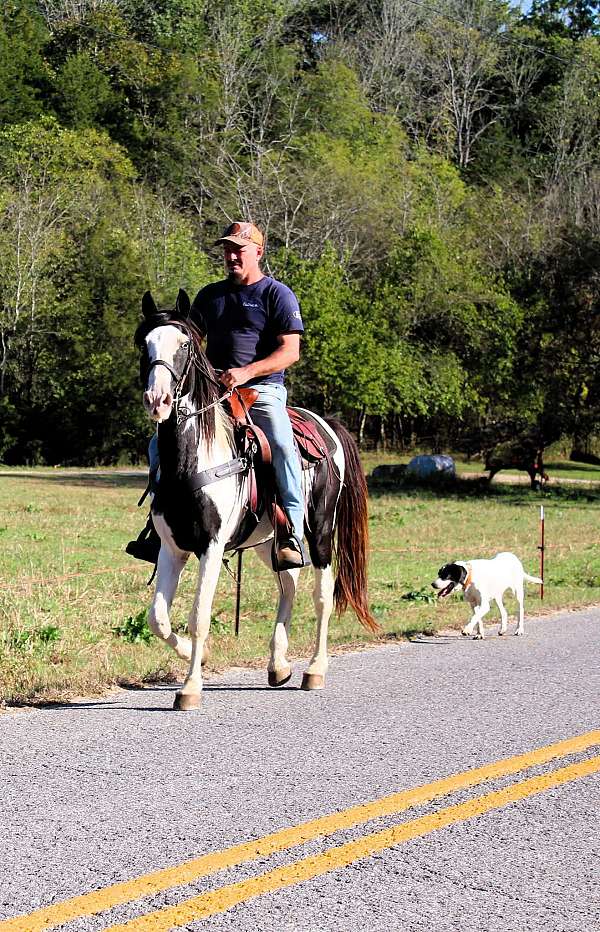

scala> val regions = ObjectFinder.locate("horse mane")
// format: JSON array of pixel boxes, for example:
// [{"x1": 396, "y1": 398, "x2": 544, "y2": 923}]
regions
[{"x1": 135, "y1": 312, "x2": 221, "y2": 446}]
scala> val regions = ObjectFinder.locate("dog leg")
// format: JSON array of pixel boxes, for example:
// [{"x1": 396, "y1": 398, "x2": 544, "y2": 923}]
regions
[
  {"x1": 497, "y1": 596, "x2": 509, "y2": 636},
  {"x1": 473, "y1": 600, "x2": 490, "y2": 641},
  {"x1": 515, "y1": 586, "x2": 525, "y2": 636},
  {"x1": 462, "y1": 602, "x2": 488, "y2": 639},
  {"x1": 461, "y1": 615, "x2": 478, "y2": 637}
]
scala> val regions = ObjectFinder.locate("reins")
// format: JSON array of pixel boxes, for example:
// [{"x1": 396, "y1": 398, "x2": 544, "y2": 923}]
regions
[{"x1": 175, "y1": 388, "x2": 232, "y2": 426}]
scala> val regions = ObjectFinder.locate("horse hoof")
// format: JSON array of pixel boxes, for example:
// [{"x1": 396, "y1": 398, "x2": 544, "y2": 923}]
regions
[
  {"x1": 173, "y1": 692, "x2": 201, "y2": 711},
  {"x1": 268, "y1": 667, "x2": 292, "y2": 688},
  {"x1": 301, "y1": 673, "x2": 324, "y2": 691}
]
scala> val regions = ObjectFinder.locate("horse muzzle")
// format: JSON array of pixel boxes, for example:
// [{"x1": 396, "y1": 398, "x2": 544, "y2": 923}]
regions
[{"x1": 144, "y1": 389, "x2": 173, "y2": 422}]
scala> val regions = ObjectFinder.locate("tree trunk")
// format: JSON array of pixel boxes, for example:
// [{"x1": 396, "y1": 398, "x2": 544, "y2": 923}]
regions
[{"x1": 358, "y1": 407, "x2": 367, "y2": 449}]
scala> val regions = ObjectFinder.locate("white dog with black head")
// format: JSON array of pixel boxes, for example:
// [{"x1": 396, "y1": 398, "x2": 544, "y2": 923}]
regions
[{"x1": 431, "y1": 551, "x2": 543, "y2": 639}]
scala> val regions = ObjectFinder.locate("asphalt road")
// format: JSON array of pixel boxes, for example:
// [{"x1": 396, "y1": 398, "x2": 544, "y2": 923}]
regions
[{"x1": 0, "y1": 608, "x2": 598, "y2": 932}]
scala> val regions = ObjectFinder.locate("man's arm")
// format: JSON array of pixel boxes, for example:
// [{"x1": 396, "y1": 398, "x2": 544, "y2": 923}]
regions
[{"x1": 219, "y1": 334, "x2": 300, "y2": 390}]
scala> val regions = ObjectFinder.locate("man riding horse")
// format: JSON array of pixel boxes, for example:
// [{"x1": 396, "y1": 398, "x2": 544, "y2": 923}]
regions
[{"x1": 127, "y1": 220, "x2": 309, "y2": 570}]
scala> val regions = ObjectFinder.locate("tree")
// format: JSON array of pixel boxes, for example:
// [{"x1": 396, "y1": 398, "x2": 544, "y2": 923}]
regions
[
  {"x1": 0, "y1": 1, "x2": 50, "y2": 125},
  {"x1": 0, "y1": 117, "x2": 136, "y2": 462},
  {"x1": 541, "y1": 38, "x2": 600, "y2": 230},
  {"x1": 528, "y1": 0, "x2": 599, "y2": 38}
]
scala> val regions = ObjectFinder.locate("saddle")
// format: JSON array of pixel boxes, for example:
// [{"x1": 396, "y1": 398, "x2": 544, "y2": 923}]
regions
[
  {"x1": 220, "y1": 388, "x2": 335, "y2": 552},
  {"x1": 226, "y1": 389, "x2": 328, "y2": 461},
  {"x1": 128, "y1": 388, "x2": 334, "y2": 569}
]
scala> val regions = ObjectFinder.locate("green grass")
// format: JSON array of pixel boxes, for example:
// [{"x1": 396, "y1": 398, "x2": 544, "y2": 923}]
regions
[{"x1": 1, "y1": 464, "x2": 599, "y2": 704}]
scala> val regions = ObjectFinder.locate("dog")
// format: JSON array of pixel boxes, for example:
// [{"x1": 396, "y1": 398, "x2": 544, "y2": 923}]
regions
[{"x1": 431, "y1": 552, "x2": 543, "y2": 639}]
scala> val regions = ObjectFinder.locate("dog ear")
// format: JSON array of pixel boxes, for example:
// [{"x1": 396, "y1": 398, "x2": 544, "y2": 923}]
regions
[{"x1": 455, "y1": 564, "x2": 468, "y2": 585}]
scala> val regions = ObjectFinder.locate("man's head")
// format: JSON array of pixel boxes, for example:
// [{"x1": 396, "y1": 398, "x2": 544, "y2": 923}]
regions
[{"x1": 216, "y1": 221, "x2": 264, "y2": 285}]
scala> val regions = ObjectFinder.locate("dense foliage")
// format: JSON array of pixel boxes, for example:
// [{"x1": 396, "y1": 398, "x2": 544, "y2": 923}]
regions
[{"x1": 0, "y1": 0, "x2": 598, "y2": 463}]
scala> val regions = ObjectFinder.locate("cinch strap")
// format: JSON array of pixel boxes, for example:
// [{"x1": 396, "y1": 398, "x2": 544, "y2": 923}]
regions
[{"x1": 186, "y1": 456, "x2": 250, "y2": 492}]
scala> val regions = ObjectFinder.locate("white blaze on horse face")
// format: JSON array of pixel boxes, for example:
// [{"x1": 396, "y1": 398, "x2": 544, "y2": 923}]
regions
[{"x1": 143, "y1": 325, "x2": 188, "y2": 422}]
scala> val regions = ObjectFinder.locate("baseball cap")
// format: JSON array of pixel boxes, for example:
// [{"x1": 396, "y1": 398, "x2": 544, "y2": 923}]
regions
[{"x1": 216, "y1": 221, "x2": 264, "y2": 248}]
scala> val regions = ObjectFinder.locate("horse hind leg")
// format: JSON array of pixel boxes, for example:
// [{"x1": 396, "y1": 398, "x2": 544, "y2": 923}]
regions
[
  {"x1": 148, "y1": 549, "x2": 192, "y2": 660},
  {"x1": 301, "y1": 565, "x2": 334, "y2": 691},
  {"x1": 255, "y1": 540, "x2": 298, "y2": 687}
]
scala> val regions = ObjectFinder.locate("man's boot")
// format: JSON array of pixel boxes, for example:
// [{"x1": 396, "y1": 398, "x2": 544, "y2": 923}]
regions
[
  {"x1": 275, "y1": 534, "x2": 310, "y2": 571},
  {"x1": 126, "y1": 515, "x2": 161, "y2": 564}
]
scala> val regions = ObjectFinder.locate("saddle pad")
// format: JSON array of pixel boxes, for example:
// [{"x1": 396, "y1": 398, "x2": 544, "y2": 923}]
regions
[{"x1": 288, "y1": 407, "x2": 332, "y2": 464}]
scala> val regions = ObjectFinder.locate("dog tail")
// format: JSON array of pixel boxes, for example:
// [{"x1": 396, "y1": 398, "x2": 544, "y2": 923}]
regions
[{"x1": 524, "y1": 573, "x2": 543, "y2": 585}]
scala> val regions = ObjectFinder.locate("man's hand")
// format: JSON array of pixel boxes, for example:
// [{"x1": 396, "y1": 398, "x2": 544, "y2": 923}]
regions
[
  {"x1": 218, "y1": 335, "x2": 300, "y2": 390},
  {"x1": 219, "y1": 367, "x2": 251, "y2": 390}
]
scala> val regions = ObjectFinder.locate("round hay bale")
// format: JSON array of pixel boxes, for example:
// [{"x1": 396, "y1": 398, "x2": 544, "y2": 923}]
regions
[{"x1": 405, "y1": 454, "x2": 456, "y2": 482}]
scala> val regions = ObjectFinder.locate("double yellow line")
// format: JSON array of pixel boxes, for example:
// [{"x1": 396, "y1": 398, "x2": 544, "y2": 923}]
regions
[{"x1": 3, "y1": 731, "x2": 599, "y2": 932}]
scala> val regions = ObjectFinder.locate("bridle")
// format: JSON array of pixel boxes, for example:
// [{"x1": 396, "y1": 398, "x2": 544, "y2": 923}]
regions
[{"x1": 143, "y1": 322, "x2": 231, "y2": 426}]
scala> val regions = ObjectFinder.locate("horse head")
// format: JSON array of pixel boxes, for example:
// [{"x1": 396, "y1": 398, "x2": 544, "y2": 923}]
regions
[{"x1": 136, "y1": 289, "x2": 210, "y2": 424}]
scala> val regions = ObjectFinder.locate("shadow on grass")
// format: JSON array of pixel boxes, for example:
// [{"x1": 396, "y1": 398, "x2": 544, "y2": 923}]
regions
[
  {"x1": 546, "y1": 460, "x2": 600, "y2": 474},
  {"x1": 367, "y1": 475, "x2": 600, "y2": 507},
  {"x1": 0, "y1": 471, "x2": 146, "y2": 489}
]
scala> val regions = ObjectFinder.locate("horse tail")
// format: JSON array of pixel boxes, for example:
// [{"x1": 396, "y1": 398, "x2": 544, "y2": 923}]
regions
[{"x1": 326, "y1": 419, "x2": 380, "y2": 634}]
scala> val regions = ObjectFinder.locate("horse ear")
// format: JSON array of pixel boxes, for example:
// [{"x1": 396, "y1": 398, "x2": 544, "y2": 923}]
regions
[
  {"x1": 142, "y1": 291, "x2": 158, "y2": 318},
  {"x1": 176, "y1": 289, "x2": 191, "y2": 319}
]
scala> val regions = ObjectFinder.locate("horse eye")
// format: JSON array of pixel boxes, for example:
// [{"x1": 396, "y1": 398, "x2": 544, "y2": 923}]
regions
[{"x1": 181, "y1": 341, "x2": 189, "y2": 349}]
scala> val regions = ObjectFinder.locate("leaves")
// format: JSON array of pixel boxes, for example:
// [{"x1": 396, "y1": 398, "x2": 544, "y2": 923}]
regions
[
  {"x1": 0, "y1": 0, "x2": 597, "y2": 461},
  {"x1": 113, "y1": 611, "x2": 152, "y2": 644}
]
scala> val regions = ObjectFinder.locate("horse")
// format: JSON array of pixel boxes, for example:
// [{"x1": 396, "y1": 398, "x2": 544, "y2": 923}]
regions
[{"x1": 135, "y1": 288, "x2": 378, "y2": 710}]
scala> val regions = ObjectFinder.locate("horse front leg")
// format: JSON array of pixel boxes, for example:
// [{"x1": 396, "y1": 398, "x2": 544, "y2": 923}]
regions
[
  {"x1": 174, "y1": 542, "x2": 224, "y2": 711},
  {"x1": 255, "y1": 541, "x2": 299, "y2": 687},
  {"x1": 301, "y1": 565, "x2": 334, "y2": 691},
  {"x1": 148, "y1": 547, "x2": 191, "y2": 660}
]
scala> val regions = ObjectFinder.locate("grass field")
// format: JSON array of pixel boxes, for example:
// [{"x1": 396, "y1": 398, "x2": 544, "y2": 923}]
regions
[{"x1": 1, "y1": 459, "x2": 600, "y2": 705}]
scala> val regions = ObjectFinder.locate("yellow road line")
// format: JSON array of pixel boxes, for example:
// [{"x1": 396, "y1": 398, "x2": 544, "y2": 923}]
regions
[
  {"x1": 106, "y1": 755, "x2": 600, "y2": 932},
  {"x1": 1, "y1": 730, "x2": 598, "y2": 932}
]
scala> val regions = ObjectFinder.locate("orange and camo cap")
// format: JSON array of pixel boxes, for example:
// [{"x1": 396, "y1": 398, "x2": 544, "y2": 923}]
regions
[{"x1": 216, "y1": 221, "x2": 264, "y2": 248}]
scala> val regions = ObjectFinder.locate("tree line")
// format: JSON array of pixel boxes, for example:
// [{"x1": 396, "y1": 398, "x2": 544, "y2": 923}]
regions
[{"x1": 0, "y1": 0, "x2": 598, "y2": 464}]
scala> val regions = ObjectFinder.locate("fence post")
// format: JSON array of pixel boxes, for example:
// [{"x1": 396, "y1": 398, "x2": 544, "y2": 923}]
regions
[
  {"x1": 235, "y1": 549, "x2": 243, "y2": 636},
  {"x1": 538, "y1": 505, "x2": 545, "y2": 600}
]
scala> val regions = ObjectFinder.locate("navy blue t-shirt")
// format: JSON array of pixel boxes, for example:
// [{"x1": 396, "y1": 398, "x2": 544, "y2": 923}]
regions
[{"x1": 191, "y1": 276, "x2": 304, "y2": 385}]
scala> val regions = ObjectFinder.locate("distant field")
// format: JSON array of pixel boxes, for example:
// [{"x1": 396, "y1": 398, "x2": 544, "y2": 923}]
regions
[
  {"x1": 1, "y1": 463, "x2": 599, "y2": 704},
  {"x1": 360, "y1": 450, "x2": 600, "y2": 483}
]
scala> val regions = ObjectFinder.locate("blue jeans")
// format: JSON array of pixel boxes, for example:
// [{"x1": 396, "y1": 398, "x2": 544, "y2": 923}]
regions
[
  {"x1": 148, "y1": 382, "x2": 304, "y2": 540},
  {"x1": 248, "y1": 382, "x2": 304, "y2": 540}
]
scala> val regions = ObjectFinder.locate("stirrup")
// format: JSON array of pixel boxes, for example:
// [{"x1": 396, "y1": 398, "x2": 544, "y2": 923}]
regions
[
  {"x1": 137, "y1": 467, "x2": 159, "y2": 507},
  {"x1": 273, "y1": 535, "x2": 310, "y2": 571},
  {"x1": 125, "y1": 516, "x2": 161, "y2": 564}
]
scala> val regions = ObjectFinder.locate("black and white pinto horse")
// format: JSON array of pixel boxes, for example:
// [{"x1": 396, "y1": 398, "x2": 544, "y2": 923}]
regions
[{"x1": 136, "y1": 290, "x2": 378, "y2": 710}]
